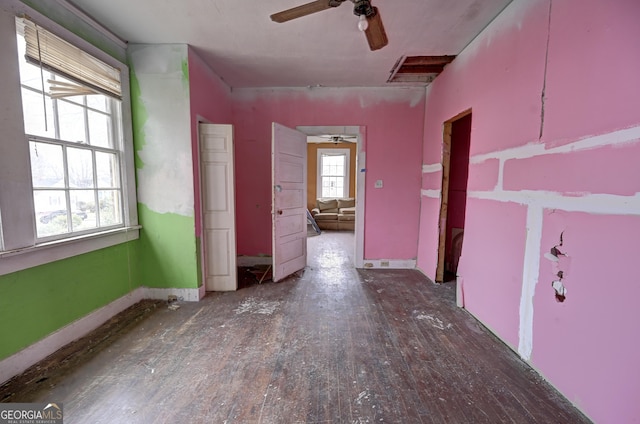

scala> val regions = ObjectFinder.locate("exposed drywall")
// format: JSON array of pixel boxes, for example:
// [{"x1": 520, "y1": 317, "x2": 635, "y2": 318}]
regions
[
  {"x1": 534, "y1": 212, "x2": 640, "y2": 422},
  {"x1": 231, "y1": 87, "x2": 425, "y2": 260},
  {"x1": 417, "y1": 0, "x2": 640, "y2": 421}
]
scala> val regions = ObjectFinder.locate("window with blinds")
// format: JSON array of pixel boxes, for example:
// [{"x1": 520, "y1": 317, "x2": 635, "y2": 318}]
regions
[
  {"x1": 18, "y1": 17, "x2": 121, "y2": 99},
  {"x1": 15, "y1": 16, "x2": 126, "y2": 241}
]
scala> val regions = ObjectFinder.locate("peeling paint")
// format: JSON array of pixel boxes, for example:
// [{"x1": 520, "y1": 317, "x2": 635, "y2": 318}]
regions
[
  {"x1": 232, "y1": 86, "x2": 425, "y2": 109},
  {"x1": 546, "y1": 232, "x2": 568, "y2": 302}
]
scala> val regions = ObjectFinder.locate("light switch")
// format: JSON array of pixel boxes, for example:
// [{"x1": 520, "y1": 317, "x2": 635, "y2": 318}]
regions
[{"x1": 375, "y1": 180, "x2": 383, "y2": 188}]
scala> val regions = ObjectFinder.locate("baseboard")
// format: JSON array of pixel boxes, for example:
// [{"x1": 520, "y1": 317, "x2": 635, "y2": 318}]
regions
[
  {"x1": 0, "y1": 287, "x2": 145, "y2": 385},
  {"x1": 237, "y1": 255, "x2": 272, "y2": 267},
  {"x1": 361, "y1": 259, "x2": 417, "y2": 269},
  {"x1": 143, "y1": 287, "x2": 201, "y2": 302}
]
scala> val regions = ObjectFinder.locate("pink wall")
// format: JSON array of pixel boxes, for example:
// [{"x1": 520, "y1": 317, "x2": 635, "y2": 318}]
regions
[
  {"x1": 230, "y1": 88, "x2": 425, "y2": 260},
  {"x1": 417, "y1": 0, "x2": 640, "y2": 422},
  {"x1": 187, "y1": 47, "x2": 234, "y2": 237},
  {"x1": 534, "y1": 211, "x2": 640, "y2": 421}
]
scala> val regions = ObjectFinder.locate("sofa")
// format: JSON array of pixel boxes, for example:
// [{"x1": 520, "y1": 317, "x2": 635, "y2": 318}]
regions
[{"x1": 310, "y1": 198, "x2": 356, "y2": 231}]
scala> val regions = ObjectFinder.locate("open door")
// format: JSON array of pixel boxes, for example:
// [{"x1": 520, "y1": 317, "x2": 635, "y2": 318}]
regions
[
  {"x1": 272, "y1": 123, "x2": 307, "y2": 282},
  {"x1": 200, "y1": 123, "x2": 237, "y2": 291}
]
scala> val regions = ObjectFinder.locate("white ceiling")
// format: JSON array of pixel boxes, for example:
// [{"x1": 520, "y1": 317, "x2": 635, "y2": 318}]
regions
[{"x1": 69, "y1": 0, "x2": 512, "y2": 88}]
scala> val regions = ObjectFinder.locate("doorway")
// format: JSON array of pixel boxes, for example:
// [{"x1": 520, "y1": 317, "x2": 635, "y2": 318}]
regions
[
  {"x1": 297, "y1": 125, "x2": 365, "y2": 268},
  {"x1": 436, "y1": 112, "x2": 472, "y2": 282}
]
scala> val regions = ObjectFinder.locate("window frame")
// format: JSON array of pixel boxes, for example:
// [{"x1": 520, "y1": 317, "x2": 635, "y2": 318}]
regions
[
  {"x1": 317, "y1": 148, "x2": 350, "y2": 199},
  {"x1": 0, "y1": 6, "x2": 139, "y2": 276}
]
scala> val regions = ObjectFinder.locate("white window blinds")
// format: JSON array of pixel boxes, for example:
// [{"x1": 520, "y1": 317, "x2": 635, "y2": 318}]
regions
[{"x1": 18, "y1": 18, "x2": 122, "y2": 99}]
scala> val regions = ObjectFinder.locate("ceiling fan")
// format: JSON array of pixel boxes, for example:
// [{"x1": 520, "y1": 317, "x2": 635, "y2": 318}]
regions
[
  {"x1": 270, "y1": 0, "x2": 388, "y2": 51},
  {"x1": 309, "y1": 134, "x2": 357, "y2": 144}
]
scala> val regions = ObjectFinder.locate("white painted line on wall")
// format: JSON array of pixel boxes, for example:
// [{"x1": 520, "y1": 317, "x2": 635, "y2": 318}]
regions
[
  {"x1": 421, "y1": 189, "x2": 441, "y2": 198},
  {"x1": 555, "y1": 125, "x2": 640, "y2": 154},
  {"x1": 470, "y1": 125, "x2": 640, "y2": 164},
  {"x1": 422, "y1": 163, "x2": 443, "y2": 173},
  {"x1": 518, "y1": 206, "x2": 543, "y2": 361},
  {"x1": 470, "y1": 142, "x2": 546, "y2": 164},
  {"x1": 496, "y1": 159, "x2": 505, "y2": 191},
  {"x1": 468, "y1": 190, "x2": 640, "y2": 216}
]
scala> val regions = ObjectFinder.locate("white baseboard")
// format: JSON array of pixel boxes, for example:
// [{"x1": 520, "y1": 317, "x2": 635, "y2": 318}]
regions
[
  {"x1": 0, "y1": 287, "x2": 145, "y2": 385},
  {"x1": 143, "y1": 287, "x2": 201, "y2": 302},
  {"x1": 236, "y1": 255, "x2": 272, "y2": 267},
  {"x1": 361, "y1": 259, "x2": 417, "y2": 269}
]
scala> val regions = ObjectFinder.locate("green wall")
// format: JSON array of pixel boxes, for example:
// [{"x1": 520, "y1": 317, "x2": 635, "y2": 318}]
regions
[
  {"x1": 135, "y1": 204, "x2": 198, "y2": 289},
  {"x1": 0, "y1": 1, "x2": 143, "y2": 363},
  {"x1": 0, "y1": 242, "x2": 139, "y2": 360},
  {"x1": 0, "y1": 8, "x2": 201, "y2": 365},
  {"x1": 129, "y1": 44, "x2": 200, "y2": 290}
]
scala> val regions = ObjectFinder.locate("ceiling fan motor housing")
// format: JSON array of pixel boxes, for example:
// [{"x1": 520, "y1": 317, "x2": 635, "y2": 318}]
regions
[{"x1": 352, "y1": 0, "x2": 374, "y2": 17}]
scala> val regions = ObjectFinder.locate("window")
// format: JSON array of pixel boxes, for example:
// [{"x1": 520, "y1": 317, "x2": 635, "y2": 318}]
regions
[
  {"x1": 0, "y1": 8, "x2": 137, "y2": 274},
  {"x1": 16, "y1": 17, "x2": 125, "y2": 241},
  {"x1": 317, "y1": 149, "x2": 350, "y2": 198}
]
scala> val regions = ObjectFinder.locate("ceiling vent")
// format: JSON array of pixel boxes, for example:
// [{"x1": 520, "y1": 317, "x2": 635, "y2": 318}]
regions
[{"x1": 387, "y1": 55, "x2": 455, "y2": 84}]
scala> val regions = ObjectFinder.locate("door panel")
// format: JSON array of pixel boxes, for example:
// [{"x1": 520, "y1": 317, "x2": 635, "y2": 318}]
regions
[
  {"x1": 200, "y1": 123, "x2": 237, "y2": 291},
  {"x1": 272, "y1": 123, "x2": 307, "y2": 282}
]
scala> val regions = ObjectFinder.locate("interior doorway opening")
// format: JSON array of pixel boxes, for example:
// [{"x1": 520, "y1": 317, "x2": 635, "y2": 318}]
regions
[
  {"x1": 297, "y1": 125, "x2": 365, "y2": 268},
  {"x1": 436, "y1": 112, "x2": 472, "y2": 282}
]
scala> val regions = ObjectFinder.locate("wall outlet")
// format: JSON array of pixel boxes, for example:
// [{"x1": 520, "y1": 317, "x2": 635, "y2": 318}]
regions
[{"x1": 375, "y1": 180, "x2": 383, "y2": 188}]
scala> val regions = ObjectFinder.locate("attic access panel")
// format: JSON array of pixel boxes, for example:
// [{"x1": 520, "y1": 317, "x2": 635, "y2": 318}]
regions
[{"x1": 387, "y1": 55, "x2": 455, "y2": 84}]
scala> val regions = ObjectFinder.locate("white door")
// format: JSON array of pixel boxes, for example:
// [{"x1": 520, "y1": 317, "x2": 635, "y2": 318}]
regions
[
  {"x1": 272, "y1": 123, "x2": 307, "y2": 282},
  {"x1": 200, "y1": 123, "x2": 237, "y2": 291}
]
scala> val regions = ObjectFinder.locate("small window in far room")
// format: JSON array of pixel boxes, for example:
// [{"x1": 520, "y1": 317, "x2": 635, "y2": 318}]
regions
[
  {"x1": 15, "y1": 17, "x2": 125, "y2": 241},
  {"x1": 318, "y1": 149, "x2": 350, "y2": 198}
]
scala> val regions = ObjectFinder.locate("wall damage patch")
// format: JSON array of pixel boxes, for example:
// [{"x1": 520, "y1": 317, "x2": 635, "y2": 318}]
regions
[{"x1": 544, "y1": 232, "x2": 569, "y2": 302}]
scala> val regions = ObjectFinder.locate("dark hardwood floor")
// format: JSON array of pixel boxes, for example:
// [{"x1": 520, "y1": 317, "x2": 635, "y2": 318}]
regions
[{"x1": 2, "y1": 231, "x2": 591, "y2": 423}]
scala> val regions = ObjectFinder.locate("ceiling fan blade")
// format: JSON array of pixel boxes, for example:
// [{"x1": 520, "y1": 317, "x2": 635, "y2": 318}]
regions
[
  {"x1": 364, "y1": 7, "x2": 388, "y2": 51},
  {"x1": 271, "y1": 0, "x2": 333, "y2": 23}
]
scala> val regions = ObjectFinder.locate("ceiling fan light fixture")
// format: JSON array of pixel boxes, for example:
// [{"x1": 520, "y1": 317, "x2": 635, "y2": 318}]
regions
[{"x1": 357, "y1": 14, "x2": 368, "y2": 31}]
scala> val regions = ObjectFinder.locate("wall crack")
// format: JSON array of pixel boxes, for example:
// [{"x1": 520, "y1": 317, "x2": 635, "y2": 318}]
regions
[{"x1": 539, "y1": 0, "x2": 553, "y2": 141}]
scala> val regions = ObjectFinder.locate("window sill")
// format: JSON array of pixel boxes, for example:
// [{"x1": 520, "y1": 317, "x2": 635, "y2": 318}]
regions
[{"x1": 0, "y1": 226, "x2": 141, "y2": 276}]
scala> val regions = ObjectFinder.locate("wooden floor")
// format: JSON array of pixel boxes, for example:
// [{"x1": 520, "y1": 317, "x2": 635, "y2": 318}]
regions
[{"x1": 4, "y1": 231, "x2": 591, "y2": 423}]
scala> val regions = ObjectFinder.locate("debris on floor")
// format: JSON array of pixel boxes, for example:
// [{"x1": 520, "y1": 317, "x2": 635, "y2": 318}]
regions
[
  {"x1": 167, "y1": 294, "x2": 180, "y2": 310},
  {"x1": 242, "y1": 265, "x2": 272, "y2": 285}
]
